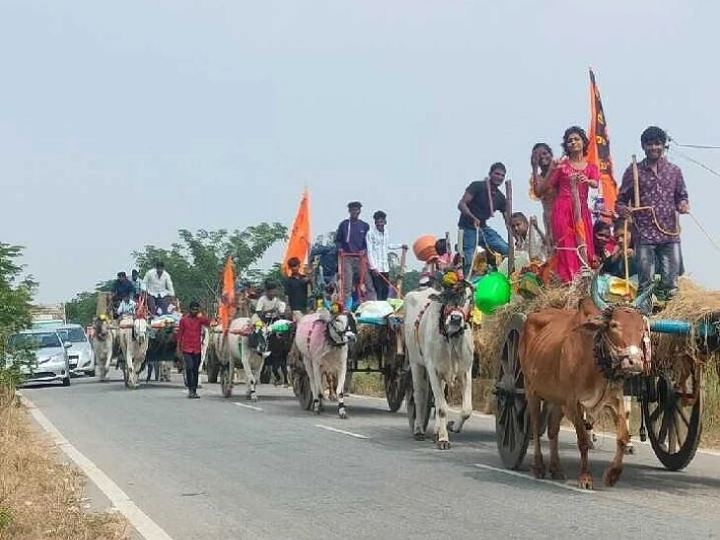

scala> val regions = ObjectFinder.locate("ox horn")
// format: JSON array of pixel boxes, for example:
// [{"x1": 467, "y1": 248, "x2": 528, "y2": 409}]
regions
[{"x1": 590, "y1": 274, "x2": 609, "y2": 312}]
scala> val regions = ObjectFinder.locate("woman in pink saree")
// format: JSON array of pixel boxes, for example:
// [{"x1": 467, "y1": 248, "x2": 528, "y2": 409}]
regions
[{"x1": 537, "y1": 126, "x2": 599, "y2": 282}]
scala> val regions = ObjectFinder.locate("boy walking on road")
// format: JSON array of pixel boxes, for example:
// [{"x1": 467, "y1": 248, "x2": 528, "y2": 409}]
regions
[{"x1": 177, "y1": 301, "x2": 211, "y2": 399}]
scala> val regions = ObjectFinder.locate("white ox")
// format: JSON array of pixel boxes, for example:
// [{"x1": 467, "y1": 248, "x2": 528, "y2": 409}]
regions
[
  {"x1": 225, "y1": 317, "x2": 265, "y2": 402},
  {"x1": 91, "y1": 317, "x2": 116, "y2": 382},
  {"x1": 117, "y1": 315, "x2": 149, "y2": 388},
  {"x1": 295, "y1": 312, "x2": 354, "y2": 418},
  {"x1": 403, "y1": 285, "x2": 475, "y2": 449}
]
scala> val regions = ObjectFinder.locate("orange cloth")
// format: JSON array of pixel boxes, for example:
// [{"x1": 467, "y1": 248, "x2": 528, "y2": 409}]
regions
[{"x1": 283, "y1": 188, "x2": 312, "y2": 276}]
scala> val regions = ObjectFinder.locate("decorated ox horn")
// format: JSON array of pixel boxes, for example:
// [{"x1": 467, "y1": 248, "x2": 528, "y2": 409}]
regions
[{"x1": 590, "y1": 274, "x2": 609, "y2": 312}]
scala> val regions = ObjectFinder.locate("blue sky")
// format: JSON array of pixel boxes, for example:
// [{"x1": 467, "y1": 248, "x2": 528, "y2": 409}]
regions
[{"x1": 2, "y1": 0, "x2": 719, "y2": 302}]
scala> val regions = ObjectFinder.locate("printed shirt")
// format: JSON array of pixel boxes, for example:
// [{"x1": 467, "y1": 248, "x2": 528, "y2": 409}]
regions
[
  {"x1": 616, "y1": 158, "x2": 688, "y2": 246},
  {"x1": 117, "y1": 299, "x2": 136, "y2": 317},
  {"x1": 143, "y1": 269, "x2": 175, "y2": 297},
  {"x1": 366, "y1": 226, "x2": 402, "y2": 273},
  {"x1": 458, "y1": 179, "x2": 507, "y2": 229},
  {"x1": 335, "y1": 219, "x2": 370, "y2": 253},
  {"x1": 177, "y1": 315, "x2": 211, "y2": 354}
]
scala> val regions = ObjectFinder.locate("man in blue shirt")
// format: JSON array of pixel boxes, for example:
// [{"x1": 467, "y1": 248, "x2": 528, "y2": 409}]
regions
[{"x1": 335, "y1": 201, "x2": 376, "y2": 306}]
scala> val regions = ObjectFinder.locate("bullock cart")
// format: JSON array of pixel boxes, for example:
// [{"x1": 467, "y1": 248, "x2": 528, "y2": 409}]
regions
[
  {"x1": 290, "y1": 303, "x2": 409, "y2": 413},
  {"x1": 491, "y1": 275, "x2": 720, "y2": 472}
]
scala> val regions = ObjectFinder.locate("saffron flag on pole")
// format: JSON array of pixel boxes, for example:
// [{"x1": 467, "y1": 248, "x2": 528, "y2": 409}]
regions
[
  {"x1": 219, "y1": 255, "x2": 236, "y2": 333},
  {"x1": 283, "y1": 188, "x2": 312, "y2": 276},
  {"x1": 587, "y1": 67, "x2": 618, "y2": 223}
]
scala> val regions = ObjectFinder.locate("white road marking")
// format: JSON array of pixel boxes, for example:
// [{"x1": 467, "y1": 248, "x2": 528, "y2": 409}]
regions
[
  {"x1": 234, "y1": 402, "x2": 263, "y2": 412},
  {"x1": 473, "y1": 463, "x2": 597, "y2": 494},
  {"x1": 315, "y1": 424, "x2": 369, "y2": 439},
  {"x1": 19, "y1": 393, "x2": 176, "y2": 540},
  {"x1": 351, "y1": 393, "x2": 720, "y2": 457}
]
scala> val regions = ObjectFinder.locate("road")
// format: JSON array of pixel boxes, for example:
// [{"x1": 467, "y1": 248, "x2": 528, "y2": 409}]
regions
[{"x1": 20, "y1": 373, "x2": 720, "y2": 540}]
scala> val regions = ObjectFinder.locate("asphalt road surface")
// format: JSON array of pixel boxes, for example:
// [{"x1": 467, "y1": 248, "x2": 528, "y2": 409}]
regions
[{"x1": 20, "y1": 373, "x2": 720, "y2": 540}]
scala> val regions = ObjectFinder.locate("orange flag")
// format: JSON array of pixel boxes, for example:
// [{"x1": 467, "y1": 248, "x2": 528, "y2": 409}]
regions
[
  {"x1": 219, "y1": 256, "x2": 236, "y2": 333},
  {"x1": 283, "y1": 188, "x2": 312, "y2": 276},
  {"x1": 587, "y1": 68, "x2": 618, "y2": 223}
]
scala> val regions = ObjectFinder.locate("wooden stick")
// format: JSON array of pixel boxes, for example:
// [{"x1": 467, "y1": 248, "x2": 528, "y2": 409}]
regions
[
  {"x1": 395, "y1": 246, "x2": 408, "y2": 297},
  {"x1": 632, "y1": 154, "x2": 640, "y2": 209},
  {"x1": 570, "y1": 175, "x2": 589, "y2": 267},
  {"x1": 506, "y1": 179, "x2": 515, "y2": 275},
  {"x1": 623, "y1": 218, "x2": 630, "y2": 296}
]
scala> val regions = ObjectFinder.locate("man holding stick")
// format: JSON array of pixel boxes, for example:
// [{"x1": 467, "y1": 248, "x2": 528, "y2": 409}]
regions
[
  {"x1": 457, "y1": 162, "x2": 510, "y2": 276},
  {"x1": 616, "y1": 126, "x2": 690, "y2": 311}
]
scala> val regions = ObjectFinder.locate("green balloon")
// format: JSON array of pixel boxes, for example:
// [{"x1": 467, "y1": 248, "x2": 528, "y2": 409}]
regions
[{"x1": 474, "y1": 271, "x2": 512, "y2": 314}]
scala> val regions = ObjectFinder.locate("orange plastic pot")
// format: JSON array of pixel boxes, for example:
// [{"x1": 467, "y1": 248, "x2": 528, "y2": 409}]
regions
[{"x1": 413, "y1": 234, "x2": 438, "y2": 262}]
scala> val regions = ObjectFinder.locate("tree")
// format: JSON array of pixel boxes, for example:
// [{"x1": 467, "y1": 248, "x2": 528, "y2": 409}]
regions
[
  {"x1": 0, "y1": 243, "x2": 37, "y2": 391},
  {"x1": 133, "y1": 224, "x2": 287, "y2": 311}
]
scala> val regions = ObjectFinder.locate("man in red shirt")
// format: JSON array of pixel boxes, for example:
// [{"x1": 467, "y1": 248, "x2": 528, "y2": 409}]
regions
[{"x1": 176, "y1": 301, "x2": 211, "y2": 398}]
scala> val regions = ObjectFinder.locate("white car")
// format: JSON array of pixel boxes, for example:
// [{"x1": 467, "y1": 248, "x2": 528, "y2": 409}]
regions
[
  {"x1": 7, "y1": 329, "x2": 71, "y2": 387},
  {"x1": 55, "y1": 324, "x2": 95, "y2": 377}
]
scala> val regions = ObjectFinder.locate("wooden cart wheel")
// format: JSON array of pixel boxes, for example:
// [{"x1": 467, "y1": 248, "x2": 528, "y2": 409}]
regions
[
  {"x1": 206, "y1": 346, "x2": 220, "y2": 384},
  {"x1": 495, "y1": 313, "x2": 530, "y2": 470},
  {"x1": 383, "y1": 330, "x2": 408, "y2": 412},
  {"x1": 296, "y1": 369, "x2": 314, "y2": 410},
  {"x1": 642, "y1": 367, "x2": 703, "y2": 471},
  {"x1": 220, "y1": 354, "x2": 234, "y2": 398},
  {"x1": 406, "y1": 369, "x2": 433, "y2": 435}
]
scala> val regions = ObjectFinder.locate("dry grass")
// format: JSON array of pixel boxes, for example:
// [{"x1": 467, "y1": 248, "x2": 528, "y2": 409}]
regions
[{"x1": 0, "y1": 385, "x2": 129, "y2": 540}]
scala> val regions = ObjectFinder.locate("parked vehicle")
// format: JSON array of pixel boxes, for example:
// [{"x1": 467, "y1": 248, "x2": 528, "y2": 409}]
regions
[
  {"x1": 6, "y1": 329, "x2": 72, "y2": 387},
  {"x1": 55, "y1": 324, "x2": 96, "y2": 377}
]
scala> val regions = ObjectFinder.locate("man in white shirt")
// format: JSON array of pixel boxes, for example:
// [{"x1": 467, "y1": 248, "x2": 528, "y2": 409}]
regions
[
  {"x1": 366, "y1": 211, "x2": 407, "y2": 301},
  {"x1": 143, "y1": 260, "x2": 175, "y2": 316}
]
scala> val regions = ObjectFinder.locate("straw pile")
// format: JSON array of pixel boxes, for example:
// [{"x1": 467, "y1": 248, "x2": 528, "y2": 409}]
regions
[
  {"x1": 649, "y1": 277, "x2": 720, "y2": 375},
  {"x1": 475, "y1": 275, "x2": 590, "y2": 379},
  {"x1": 474, "y1": 274, "x2": 720, "y2": 381}
]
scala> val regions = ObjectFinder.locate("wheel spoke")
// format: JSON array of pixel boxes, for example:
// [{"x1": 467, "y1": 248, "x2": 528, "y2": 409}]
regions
[
  {"x1": 649, "y1": 403, "x2": 663, "y2": 424},
  {"x1": 674, "y1": 401, "x2": 691, "y2": 430}
]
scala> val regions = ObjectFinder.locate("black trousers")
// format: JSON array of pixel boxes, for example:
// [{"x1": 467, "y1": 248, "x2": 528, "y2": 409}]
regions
[
  {"x1": 372, "y1": 272, "x2": 390, "y2": 301},
  {"x1": 184, "y1": 352, "x2": 201, "y2": 392}
]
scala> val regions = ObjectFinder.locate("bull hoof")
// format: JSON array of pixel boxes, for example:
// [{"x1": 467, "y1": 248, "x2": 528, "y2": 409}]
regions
[
  {"x1": 436, "y1": 440, "x2": 451, "y2": 450},
  {"x1": 603, "y1": 468, "x2": 622, "y2": 487},
  {"x1": 250, "y1": 394, "x2": 258, "y2": 403},
  {"x1": 413, "y1": 431, "x2": 426, "y2": 441},
  {"x1": 577, "y1": 473, "x2": 594, "y2": 490},
  {"x1": 531, "y1": 464, "x2": 546, "y2": 479},
  {"x1": 549, "y1": 466, "x2": 566, "y2": 481},
  {"x1": 625, "y1": 443, "x2": 635, "y2": 455},
  {"x1": 338, "y1": 407, "x2": 348, "y2": 420},
  {"x1": 313, "y1": 400, "x2": 321, "y2": 414}
]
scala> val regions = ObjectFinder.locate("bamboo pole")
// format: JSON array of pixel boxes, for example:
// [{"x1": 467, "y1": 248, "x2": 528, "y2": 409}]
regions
[
  {"x1": 505, "y1": 179, "x2": 515, "y2": 275},
  {"x1": 395, "y1": 246, "x2": 408, "y2": 297},
  {"x1": 631, "y1": 155, "x2": 640, "y2": 209}
]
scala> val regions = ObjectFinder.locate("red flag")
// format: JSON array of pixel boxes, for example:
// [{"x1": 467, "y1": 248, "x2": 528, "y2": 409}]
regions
[
  {"x1": 587, "y1": 68, "x2": 618, "y2": 222},
  {"x1": 283, "y1": 188, "x2": 312, "y2": 276},
  {"x1": 219, "y1": 256, "x2": 236, "y2": 333}
]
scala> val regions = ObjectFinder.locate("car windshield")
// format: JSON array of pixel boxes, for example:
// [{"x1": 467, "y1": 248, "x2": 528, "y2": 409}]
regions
[
  {"x1": 56, "y1": 327, "x2": 87, "y2": 343},
  {"x1": 8, "y1": 332, "x2": 62, "y2": 350}
]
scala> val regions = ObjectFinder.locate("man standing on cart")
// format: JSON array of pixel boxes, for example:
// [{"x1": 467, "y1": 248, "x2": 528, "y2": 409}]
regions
[
  {"x1": 335, "y1": 201, "x2": 376, "y2": 307},
  {"x1": 616, "y1": 126, "x2": 690, "y2": 312},
  {"x1": 457, "y1": 163, "x2": 510, "y2": 276}
]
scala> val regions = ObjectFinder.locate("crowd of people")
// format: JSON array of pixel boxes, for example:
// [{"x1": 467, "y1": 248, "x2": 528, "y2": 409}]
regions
[{"x1": 102, "y1": 123, "x2": 690, "y2": 398}]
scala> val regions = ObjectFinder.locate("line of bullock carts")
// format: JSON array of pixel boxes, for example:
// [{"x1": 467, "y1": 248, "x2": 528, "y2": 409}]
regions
[{"x1": 95, "y1": 259, "x2": 720, "y2": 489}]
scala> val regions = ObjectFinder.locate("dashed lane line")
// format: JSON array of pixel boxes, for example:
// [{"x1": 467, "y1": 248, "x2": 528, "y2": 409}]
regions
[{"x1": 315, "y1": 424, "x2": 369, "y2": 439}]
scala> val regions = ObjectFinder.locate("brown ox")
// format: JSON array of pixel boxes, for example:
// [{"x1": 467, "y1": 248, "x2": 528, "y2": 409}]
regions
[{"x1": 519, "y1": 277, "x2": 652, "y2": 489}]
